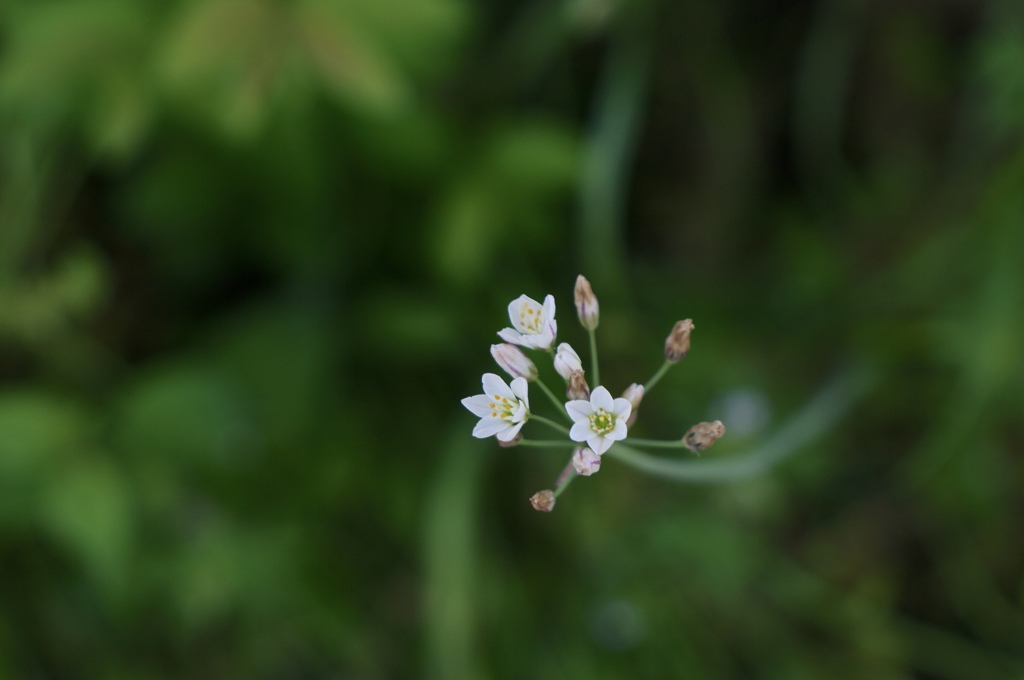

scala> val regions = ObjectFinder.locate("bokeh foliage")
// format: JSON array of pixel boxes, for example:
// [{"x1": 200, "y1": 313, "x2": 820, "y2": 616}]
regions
[{"x1": 2, "y1": 0, "x2": 1024, "y2": 678}]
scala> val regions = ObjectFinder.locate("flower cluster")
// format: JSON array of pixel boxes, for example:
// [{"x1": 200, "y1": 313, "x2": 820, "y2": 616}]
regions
[{"x1": 461, "y1": 275, "x2": 726, "y2": 512}]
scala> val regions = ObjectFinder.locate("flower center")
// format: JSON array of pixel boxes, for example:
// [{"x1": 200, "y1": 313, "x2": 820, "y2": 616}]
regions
[
  {"x1": 589, "y1": 408, "x2": 615, "y2": 435},
  {"x1": 517, "y1": 302, "x2": 542, "y2": 333},
  {"x1": 490, "y1": 394, "x2": 525, "y2": 421}
]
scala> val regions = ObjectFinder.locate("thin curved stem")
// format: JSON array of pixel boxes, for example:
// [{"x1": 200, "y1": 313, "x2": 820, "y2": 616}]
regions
[
  {"x1": 518, "y1": 439, "x2": 575, "y2": 448},
  {"x1": 553, "y1": 458, "x2": 577, "y2": 498},
  {"x1": 604, "y1": 366, "x2": 875, "y2": 483},
  {"x1": 643, "y1": 360, "x2": 673, "y2": 393},
  {"x1": 530, "y1": 414, "x2": 571, "y2": 436},
  {"x1": 588, "y1": 328, "x2": 600, "y2": 386},
  {"x1": 625, "y1": 437, "x2": 693, "y2": 450},
  {"x1": 535, "y1": 378, "x2": 571, "y2": 422}
]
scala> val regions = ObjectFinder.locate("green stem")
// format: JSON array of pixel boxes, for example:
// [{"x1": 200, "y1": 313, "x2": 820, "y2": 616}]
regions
[
  {"x1": 625, "y1": 437, "x2": 692, "y2": 450},
  {"x1": 535, "y1": 377, "x2": 571, "y2": 422},
  {"x1": 588, "y1": 328, "x2": 600, "y2": 386},
  {"x1": 553, "y1": 459, "x2": 577, "y2": 498},
  {"x1": 604, "y1": 367, "x2": 874, "y2": 483},
  {"x1": 530, "y1": 414, "x2": 571, "y2": 436},
  {"x1": 643, "y1": 360, "x2": 673, "y2": 393},
  {"x1": 518, "y1": 439, "x2": 575, "y2": 448}
]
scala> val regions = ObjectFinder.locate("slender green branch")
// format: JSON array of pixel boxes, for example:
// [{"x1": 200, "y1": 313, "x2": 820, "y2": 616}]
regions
[
  {"x1": 530, "y1": 414, "x2": 571, "y2": 436},
  {"x1": 588, "y1": 328, "x2": 600, "y2": 386},
  {"x1": 518, "y1": 439, "x2": 576, "y2": 448},
  {"x1": 535, "y1": 378, "x2": 571, "y2": 422},
  {"x1": 625, "y1": 437, "x2": 693, "y2": 450},
  {"x1": 553, "y1": 459, "x2": 577, "y2": 498},
  {"x1": 643, "y1": 360, "x2": 673, "y2": 393},
  {"x1": 604, "y1": 366, "x2": 875, "y2": 483}
]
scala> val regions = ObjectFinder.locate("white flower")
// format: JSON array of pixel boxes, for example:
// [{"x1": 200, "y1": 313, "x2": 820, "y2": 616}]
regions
[
  {"x1": 461, "y1": 373, "x2": 530, "y2": 442},
  {"x1": 490, "y1": 343, "x2": 538, "y2": 381},
  {"x1": 497, "y1": 294, "x2": 557, "y2": 351},
  {"x1": 572, "y1": 447, "x2": 601, "y2": 476},
  {"x1": 565, "y1": 385, "x2": 631, "y2": 455},
  {"x1": 553, "y1": 342, "x2": 583, "y2": 381}
]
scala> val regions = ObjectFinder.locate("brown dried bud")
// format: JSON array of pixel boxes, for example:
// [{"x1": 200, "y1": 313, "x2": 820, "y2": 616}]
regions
[
  {"x1": 664, "y1": 319, "x2": 695, "y2": 363},
  {"x1": 529, "y1": 490, "x2": 556, "y2": 512},
  {"x1": 497, "y1": 431, "x2": 523, "y2": 447},
  {"x1": 574, "y1": 275, "x2": 600, "y2": 331},
  {"x1": 566, "y1": 370, "x2": 591, "y2": 400},
  {"x1": 682, "y1": 420, "x2": 726, "y2": 453}
]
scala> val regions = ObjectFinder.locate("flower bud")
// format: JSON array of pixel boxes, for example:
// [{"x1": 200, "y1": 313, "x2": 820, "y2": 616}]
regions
[
  {"x1": 553, "y1": 342, "x2": 583, "y2": 381},
  {"x1": 490, "y1": 343, "x2": 538, "y2": 381},
  {"x1": 571, "y1": 447, "x2": 601, "y2": 476},
  {"x1": 529, "y1": 489, "x2": 556, "y2": 512},
  {"x1": 574, "y1": 275, "x2": 600, "y2": 330},
  {"x1": 566, "y1": 370, "x2": 590, "y2": 400},
  {"x1": 621, "y1": 383, "x2": 644, "y2": 428},
  {"x1": 682, "y1": 420, "x2": 725, "y2": 453},
  {"x1": 664, "y1": 319, "x2": 694, "y2": 363}
]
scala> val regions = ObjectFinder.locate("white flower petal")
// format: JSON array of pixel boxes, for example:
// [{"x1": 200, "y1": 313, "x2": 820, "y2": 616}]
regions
[
  {"x1": 497, "y1": 420, "x2": 525, "y2": 442},
  {"x1": 590, "y1": 386, "x2": 613, "y2": 411},
  {"x1": 497, "y1": 327, "x2": 523, "y2": 345},
  {"x1": 540, "y1": 319, "x2": 557, "y2": 350},
  {"x1": 461, "y1": 395, "x2": 497, "y2": 419},
  {"x1": 510, "y1": 294, "x2": 545, "y2": 334},
  {"x1": 507, "y1": 295, "x2": 529, "y2": 333},
  {"x1": 608, "y1": 419, "x2": 628, "y2": 441},
  {"x1": 565, "y1": 399, "x2": 594, "y2": 421},
  {"x1": 542, "y1": 294, "x2": 556, "y2": 320},
  {"x1": 473, "y1": 418, "x2": 509, "y2": 439},
  {"x1": 509, "y1": 377, "x2": 530, "y2": 407},
  {"x1": 611, "y1": 397, "x2": 632, "y2": 419},
  {"x1": 569, "y1": 420, "x2": 593, "y2": 442},
  {"x1": 521, "y1": 334, "x2": 546, "y2": 349},
  {"x1": 481, "y1": 373, "x2": 514, "y2": 401},
  {"x1": 589, "y1": 435, "x2": 612, "y2": 455}
]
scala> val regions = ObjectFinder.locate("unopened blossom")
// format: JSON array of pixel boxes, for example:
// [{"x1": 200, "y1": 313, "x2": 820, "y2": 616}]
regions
[
  {"x1": 498, "y1": 294, "x2": 557, "y2": 351},
  {"x1": 529, "y1": 490, "x2": 556, "y2": 512},
  {"x1": 565, "y1": 385, "x2": 631, "y2": 455},
  {"x1": 664, "y1": 319, "x2": 694, "y2": 363},
  {"x1": 461, "y1": 373, "x2": 530, "y2": 442},
  {"x1": 574, "y1": 275, "x2": 599, "y2": 330},
  {"x1": 683, "y1": 420, "x2": 726, "y2": 453},
  {"x1": 553, "y1": 342, "x2": 583, "y2": 381},
  {"x1": 567, "y1": 370, "x2": 590, "y2": 400},
  {"x1": 622, "y1": 383, "x2": 644, "y2": 428},
  {"x1": 572, "y1": 447, "x2": 601, "y2": 476},
  {"x1": 490, "y1": 343, "x2": 538, "y2": 381}
]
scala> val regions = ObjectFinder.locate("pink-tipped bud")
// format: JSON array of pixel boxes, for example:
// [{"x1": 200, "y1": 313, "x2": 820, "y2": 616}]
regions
[
  {"x1": 622, "y1": 383, "x2": 644, "y2": 428},
  {"x1": 490, "y1": 343, "x2": 538, "y2": 381},
  {"x1": 566, "y1": 370, "x2": 590, "y2": 400},
  {"x1": 574, "y1": 275, "x2": 600, "y2": 331},
  {"x1": 529, "y1": 489, "x2": 556, "y2": 512},
  {"x1": 682, "y1": 420, "x2": 725, "y2": 453},
  {"x1": 553, "y1": 343, "x2": 583, "y2": 381},
  {"x1": 664, "y1": 319, "x2": 695, "y2": 363},
  {"x1": 571, "y1": 447, "x2": 601, "y2": 476}
]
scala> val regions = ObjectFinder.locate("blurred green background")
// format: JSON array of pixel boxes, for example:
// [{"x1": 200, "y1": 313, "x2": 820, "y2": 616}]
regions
[{"x1": 2, "y1": 0, "x2": 1023, "y2": 678}]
